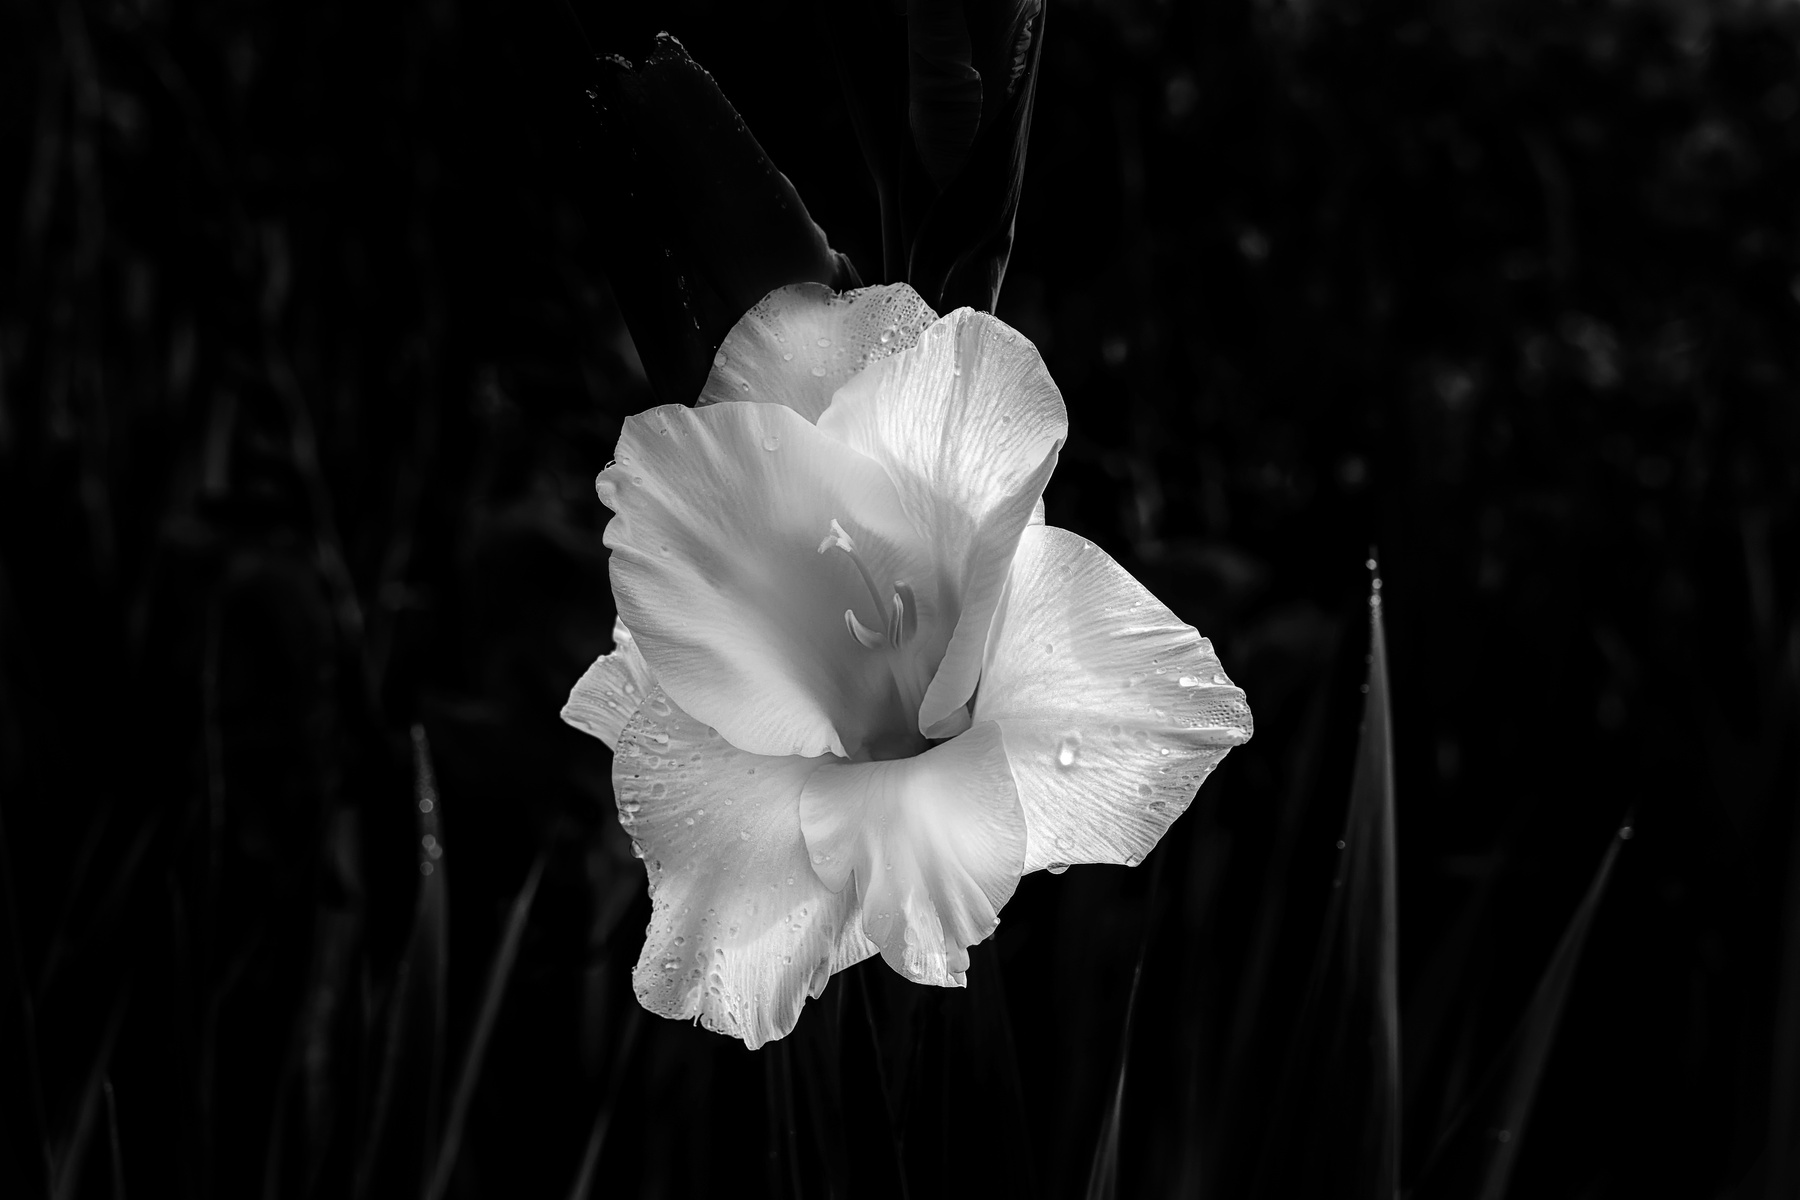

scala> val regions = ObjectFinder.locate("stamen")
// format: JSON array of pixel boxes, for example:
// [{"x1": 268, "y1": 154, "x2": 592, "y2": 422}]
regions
[
  {"x1": 892, "y1": 581, "x2": 918, "y2": 646},
  {"x1": 818, "y1": 517, "x2": 896, "y2": 637},
  {"x1": 845, "y1": 609, "x2": 886, "y2": 650}
]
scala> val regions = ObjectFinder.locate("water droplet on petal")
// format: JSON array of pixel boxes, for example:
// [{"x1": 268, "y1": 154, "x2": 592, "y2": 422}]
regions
[
  {"x1": 1047, "y1": 862, "x2": 1070, "y2": 875},
  {"x1": 783, "y1": 351, "x2": 794, "y2": 361},
  {"x1": 809, "y1": 365, "x2": 826, "y2": 378},
  {"x1": 816, "y1": 336, "x2": 831, "y2": 347},
  {"x1": 1178, "y1": 675, "x2": 1201, "y2": 688},
  {"x1": 762, "y1": 434, "x2": 781, "y2": 451},
  {"x1": 1056, "y1": 735, "x2": 1081, "y2": 768},
  {"x1": 713, "y1": 350, "x2": 727, "y2": 367},
  {"x1": 739, "y1": 829, "x2": 751, "y2": 841}
]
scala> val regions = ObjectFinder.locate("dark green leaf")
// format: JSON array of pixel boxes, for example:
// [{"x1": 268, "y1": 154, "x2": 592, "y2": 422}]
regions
[
  {"x1": 50, "y1": 991, "x2": 128, "y2": 1200},
  {"x1": 588, "y1": 35, "x2": 859, "y2": 405},
  {"x1": 349, "y1": 727, "x2": 448, "y2": 1200},
  {"x1": 1413, "y1": 823, "x2": 1628, "y2": 1199},
  {"x1": 820, "y1": 0, "x2": 1045, "y2": 312},
  {"x1": 426, "y1": 850, "x2": 545, "y2": 1200},
  {"x1": 1256, "y1": 567, "x2": 1400, "y2": 1200}
]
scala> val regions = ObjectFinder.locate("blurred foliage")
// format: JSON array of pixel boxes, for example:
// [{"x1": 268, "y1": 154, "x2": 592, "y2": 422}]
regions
[{"x1": 1, "y1": 0, "x2": 1797, "y2": 1197}]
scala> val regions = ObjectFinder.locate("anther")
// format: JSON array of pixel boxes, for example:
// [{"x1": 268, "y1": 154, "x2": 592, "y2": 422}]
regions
[
  {"x1": 845, "y1": 609, "x2": 886, "y2": 649},
  {"x1": 819, "y1": 517, "x2": 896, "y2": 645},
  {"x1": 892, "y1": 581, "x2": 917, "y2": 646}
]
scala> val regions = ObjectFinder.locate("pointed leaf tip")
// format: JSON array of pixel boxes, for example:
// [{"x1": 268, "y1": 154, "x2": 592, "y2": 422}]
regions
[{"x1": 1256, "y1": 566, "x2": 1399, "y2": 1198}]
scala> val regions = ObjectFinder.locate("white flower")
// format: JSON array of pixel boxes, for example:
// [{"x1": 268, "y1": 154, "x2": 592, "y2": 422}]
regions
[{"x1": 564, "y1": 283, "x2": 1252, "y2": 1048}]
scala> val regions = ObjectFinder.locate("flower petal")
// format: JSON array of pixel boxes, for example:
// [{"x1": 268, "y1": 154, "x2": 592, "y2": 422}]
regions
[
  {"x1": 974, "y1": 525, "x2": 1253, "y2": 873},
  {"x1": 798, "y1": 721, "x2": 1025, "y2": 986},
  {"x1": 602, "y1": 400, "x2": 934, "y2": 759},
  {"x1": 699, "y1": 283, "x2": 939, "y2": 422},
  {"x1": 817, "y1": 310, "x2": 1067, "y2": 737},
  {"x1": 615, "y1": 689, "x2": 875, "y2": 1049},
  {"x1": 561, "y1": 618, "x2": 657, "y2": 751}
]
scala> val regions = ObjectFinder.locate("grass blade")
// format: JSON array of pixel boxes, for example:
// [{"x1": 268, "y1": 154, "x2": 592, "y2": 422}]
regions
[
  {"x1": 425, "y1": 849, "x2": 545, "y2": 1200},
  {"x1": 1084, "y1": 956, "x2": 1143, "y2": 1200},
  {"x1": 104, "y1": 1076, "x2": 124, "y2": 1200},
  {"x1": 1413, "y1": 822, "x2": 1629, "y2": 1198},
  {"x1": 564, "y1": 1005, "x2": 641, "y2": 1200},
  {"x1": 1256, "y1": 561, "x2": 1400, "y2": 1199},
  {"x1": 1086, "y1": 842, "x2": 1167, "y2": 1200},
  {"x1": 50, "y1": 990, "x2": 128, "y2": 1200},
  {"x1": 349, "y1": 726, "x2": 449, "y2": 1200},
  {"x1": 1474, "y1": 824, "x2": 1626, "y2": 1199}
]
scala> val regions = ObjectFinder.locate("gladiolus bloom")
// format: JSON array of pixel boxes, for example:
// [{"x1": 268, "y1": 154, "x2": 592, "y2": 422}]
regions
[{"x1": 565, "y1": 283, "x2": 1251, "y2": 1047}]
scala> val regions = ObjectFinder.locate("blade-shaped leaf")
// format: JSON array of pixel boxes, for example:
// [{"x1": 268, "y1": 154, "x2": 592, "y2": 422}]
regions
[
  {"x1": 905, "y1": 1, "x2": 1045, "y2": 313},
  {"x1": 564, "y1": 1006, "x2": 641, "y2": 1200},
  {"x1": 425, "y1": 850, "x2": 545, "y2": 1200},
  {"x1": 819, "y1": 0, "x2": 1046, "y2": 312},
  {"x1": 50, "y1": 990, "x2": 128, "y2": 1200},
  {"x1": 1084, "y1": 956, "x2": 1143, "y2": 1200},
  {"x1": 1255, "y1": 564, "x2": 1400, "y2": 1200},
  {"x1": 587, "y1": 34, "x2": 859, "y2": 404},
  {"x1": 349, "y1": 726, "x2": 448, "y2": 1200},
  {"x1": 1413, "y1": 822, "x2": 1628, "y2": 1199}
]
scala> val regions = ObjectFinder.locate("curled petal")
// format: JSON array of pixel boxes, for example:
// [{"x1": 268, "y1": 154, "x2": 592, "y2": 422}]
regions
[
  {"x1": 799, "y1": 722, "x2": 1025, "y2": 986},
  {"x1": 818, "y1": 310, "x2": 1066, "y2": 738},
  {"x1": 974, "y1": 526, "x2": 1253, "y2": 873},
  {"x1": 561, "y1": 619, "x2": 657, "y2": 750},
  {"x1": 601, "y1": 401, "x2": 934, "y2": 759},
  {"x1": 615, "y1": 690, "x2": 874, "y2": 1049},
  {"x1": 700, "y1": 283, "x2": 938, "y2": 422}
]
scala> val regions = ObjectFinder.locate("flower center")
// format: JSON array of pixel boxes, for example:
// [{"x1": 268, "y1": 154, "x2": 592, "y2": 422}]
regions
[
  {"x1": 816, "y1": 519, "x2": 918, "y2": 651},
  {"x1": 817, "y1": 518, "x2": 932, "y2": 759}
]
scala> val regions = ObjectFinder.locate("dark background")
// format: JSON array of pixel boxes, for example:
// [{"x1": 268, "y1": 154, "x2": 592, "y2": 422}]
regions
[{"x1": 2, "y1": 0, "x2": 1797, "y2": 1196}]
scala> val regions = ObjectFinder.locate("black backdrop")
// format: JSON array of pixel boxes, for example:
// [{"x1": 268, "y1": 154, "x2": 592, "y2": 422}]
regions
[{"x1": 2, "y1": 0, "x2": 1796, "y2": 1197}]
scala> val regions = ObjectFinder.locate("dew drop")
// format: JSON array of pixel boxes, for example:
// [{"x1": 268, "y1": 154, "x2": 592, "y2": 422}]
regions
[
  {"x1": 782, "y1": 351, "x2": 794, "y2": 361},
  {"x1": 713, "y1": 350, "x2": 727, "y2": 367},
  {"x1": 1047, "y1": 863, "x2": 1069, "y2": 875},
  {"x1": 816, "y1": 336, "x2": 831, "y2": 347},
  {"x1": 739, "y1": 829, "x2": 751, "y2": 841},
  {"x1": 662, "y1": 958, "x2": 680, "y2": 971},
  {"x1": 809, "y1": 365, "x2": 826, "y2": 378},
  {"x1": 762, "y1": 434, "x2": 781, "y2": 451},
  {"x1": 1178, "y1": 675, "x2": 1201, "y2": 688},
  {"x1": 1137, "y1": 784, "x2": 1153, "y2": 797},
  {"x1": 1056, "y1": 736, "x2": 1081, "y2": 769},
  {"x1": 1124, "y1": 854, "x2": 1142, "y2": 867}
]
